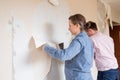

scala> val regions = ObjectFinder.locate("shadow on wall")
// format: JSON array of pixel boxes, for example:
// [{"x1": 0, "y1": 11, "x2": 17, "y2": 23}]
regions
[
  {"x1": 28, "y1": 37, "x2": 51, "y2": 80},
  {"x1": 44, "y1": 23, "x2": 55, "y2": 43},
  {"x1": 44, "y1": 59, "x2": 62, "y2": 80},
  {"x1": 29, "y1": 37, "x2": 42, "y2": 62},
  {"x1": 29, "y1": 22, "x2": 55, "y2": 63},
  {"x1": 43, "y1": 23, "x2": 65, "y2": 80},
  {"x1": 28, "y1": 36, "x2": 51, "y2": 64},
  {"x1": 29, "y1": 35, "x2": 64, "y2": 80}
]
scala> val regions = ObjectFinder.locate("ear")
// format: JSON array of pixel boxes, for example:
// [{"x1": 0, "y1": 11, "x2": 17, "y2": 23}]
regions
[
  {"x1": 76, "y1": 24, "x2": 80, "y2": 28},
  {"x1": 88, "y1": 29, "x2": 95, "y2": 34}
]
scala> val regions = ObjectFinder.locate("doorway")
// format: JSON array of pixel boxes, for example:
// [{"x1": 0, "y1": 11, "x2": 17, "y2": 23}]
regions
[{"x1": 109, "y1": 25, "x2": 120, "y2": 70}]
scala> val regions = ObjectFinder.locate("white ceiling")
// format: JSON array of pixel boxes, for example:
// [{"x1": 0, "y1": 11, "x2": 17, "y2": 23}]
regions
[{"x1": 104, "y1": 0, "x2": 120, "y2": 13}]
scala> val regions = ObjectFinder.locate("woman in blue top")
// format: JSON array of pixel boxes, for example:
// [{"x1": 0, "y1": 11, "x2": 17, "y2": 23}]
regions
[{"x1": 43, "y1": 14, "x2": 94, "y2": 80}]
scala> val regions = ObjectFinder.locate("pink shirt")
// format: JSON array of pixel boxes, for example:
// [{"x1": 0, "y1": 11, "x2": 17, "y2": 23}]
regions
[{"x1": 90, "y1": 32, "x2": 118, "y2": 71}]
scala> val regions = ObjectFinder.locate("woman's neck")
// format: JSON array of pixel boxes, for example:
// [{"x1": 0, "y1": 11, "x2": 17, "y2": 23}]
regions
[{"x1": 75, "y1": 30, "x2": 82, "y2": 36}]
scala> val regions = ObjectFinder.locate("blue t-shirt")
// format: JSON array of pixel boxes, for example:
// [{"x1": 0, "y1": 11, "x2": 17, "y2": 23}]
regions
[{"x1": 44, "y1": 31, "x2": 94, "y2": 80}]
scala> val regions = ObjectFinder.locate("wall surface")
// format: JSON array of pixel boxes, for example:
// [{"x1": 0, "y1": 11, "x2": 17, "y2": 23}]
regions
[
  {"x1": 0, "y1": 0, "x2": 98, "y2": 80},
  {"x1": 111, "y1": 8, "x2": 120, "y2": 23},
  {"x1": 0, "y1": 0, "x2": 40, "y2": 80},
  {"x1": 68, "y1": 0, "x2": 97, "y2": 22}
]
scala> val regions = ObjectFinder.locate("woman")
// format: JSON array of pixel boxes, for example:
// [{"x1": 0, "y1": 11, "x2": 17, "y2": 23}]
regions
[{"x1": 43, "y1": 14, "x2": 94, "y2": 80}]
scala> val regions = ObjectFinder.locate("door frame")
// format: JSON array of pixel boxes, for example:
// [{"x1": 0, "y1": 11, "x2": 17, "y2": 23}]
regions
[{"x1": 109, "y1": 25, "x2": 120, "y2": 70}]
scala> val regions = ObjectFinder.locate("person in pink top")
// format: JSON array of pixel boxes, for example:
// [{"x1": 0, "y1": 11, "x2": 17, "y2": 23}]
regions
[{"x1": 84, "y1": 21, "x2": 119, "y2": 80}]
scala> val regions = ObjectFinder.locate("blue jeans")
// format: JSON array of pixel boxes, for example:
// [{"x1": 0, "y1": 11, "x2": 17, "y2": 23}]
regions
[{"x1": 97, "y1": 68, "x2": 119, "y2": 80}]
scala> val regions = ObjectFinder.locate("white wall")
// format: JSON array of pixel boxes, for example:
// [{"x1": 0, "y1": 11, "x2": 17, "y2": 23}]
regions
[
  {"x1": 0, "y1": 0, "x2": 98, "y2": 80},
  {"x1": 0, "y1": 0, "x2": 39, "y2": 80},
  {"x1": 111, "y1": 7, "x2": 120, "y2": 23},
  {"x1": 68, "y1": 0, "x2": 97, "y2": 22}
]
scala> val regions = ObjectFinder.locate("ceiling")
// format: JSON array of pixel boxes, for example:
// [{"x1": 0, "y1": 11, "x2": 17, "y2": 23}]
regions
[{"x1": 104, "y1": 0, "x2": 120, "y2": 13}]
